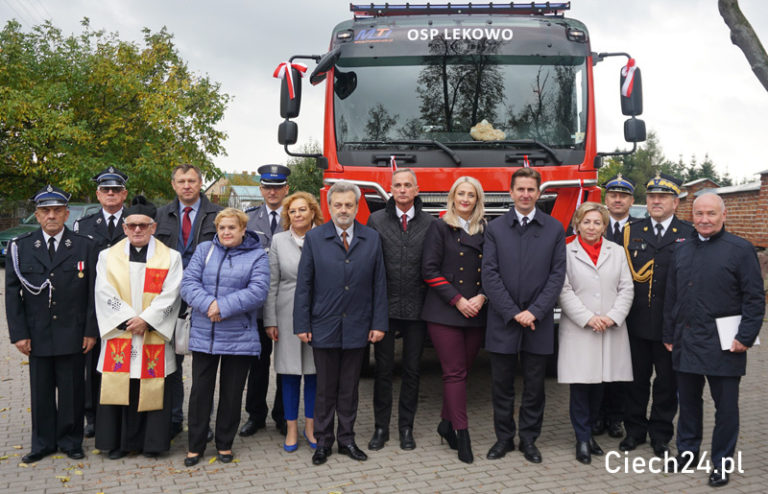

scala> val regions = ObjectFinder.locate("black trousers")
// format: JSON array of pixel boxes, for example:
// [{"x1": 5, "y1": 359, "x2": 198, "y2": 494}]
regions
[
  {"x1": 29, "y1": 353, "x2": 85, "y2": 454},
  {"x1": 169, "y1": 353, "x2": 185, "y2": 425},
  {"x1": 489, "y1": 351, "x2": 548, "y2": 444},
  {"x1": 569, "y1": 383, "x2": 604, "y2": 442},
  {"x1": 188, "y1": 352, "x2": 251, "y2": 454},
  {"x1": 596, "y1": 381, "x2": 625, "y2": 425},
  {"x1": 244, "y1": 319, "x2": 284, "y2": 424},
  {"x1": 372, "y1": 319, "x2": 427, "y2": 431},
  {"x1": 624, "y1": 335, "x2": 677, "y2": 444},
  {"x1": 676, "y1": 371, "x2": 740, "y2": 467},
  {"x1": 95, "y1": 374, "x2": 173, "y2": 454},
  {"x1": 84, "y1": 339, "x2": 101, "y2": 425},
  {"x1": 313, "y1": 347, "x2": 365, "y2": 448}
]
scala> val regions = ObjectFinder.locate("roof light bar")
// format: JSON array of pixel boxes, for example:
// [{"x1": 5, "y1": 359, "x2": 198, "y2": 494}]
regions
[{"x1": 350, "y1": 2, "x2": 571, "y2": 18}]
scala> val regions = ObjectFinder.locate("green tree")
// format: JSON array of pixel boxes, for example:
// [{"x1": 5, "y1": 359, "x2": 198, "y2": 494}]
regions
[
  {"x1": 287, "y1": 142, "x2": 324, "y2": 197},
  {"x1": 0, "y1": 19, "x2": 230, "y2": 201}
]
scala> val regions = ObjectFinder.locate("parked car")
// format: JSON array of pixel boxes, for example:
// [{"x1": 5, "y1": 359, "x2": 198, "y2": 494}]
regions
[
  {"x1": 630, "y1": 204, "x2": 649, "y2": 219},
  {"x1": 0, "y1": 203, "x2": 101, "y2": 266}
]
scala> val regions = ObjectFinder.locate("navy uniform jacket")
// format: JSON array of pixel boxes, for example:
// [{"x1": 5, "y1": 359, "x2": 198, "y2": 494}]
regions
[
  {"x1": 246, "y1": 203, "x2": 283, "y2": 251},
  {"x1": 663, "y1": 229, "x2": 764, "y2": 376},
  {"x1": 623, "y1": 216, "x2": 695, "y2": 341},
  {"x1": 293, "y1": 220, "x2": 388, "y2": 349},
  {"x1": 605, "y1": 215, "x2": 639, "y2": 245},
  {"x1": 420, "y1": 219, "x2": 486, "y2": 327},
  {"x1": 482, "y1": 208, "x2": 566, "y2": 355},
  {"x1": 73, "y1": 208, "x2": 126, "y2": 252},
  {"x1": 5, "y1": 228, "x2": 98, "y2": 356}
]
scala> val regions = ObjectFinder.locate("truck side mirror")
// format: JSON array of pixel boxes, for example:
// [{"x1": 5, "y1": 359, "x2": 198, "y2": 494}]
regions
[
  {"x1": 620, "y1": 65, "x2": 643, "y2": 116},
  {"x1": 280, "y1": 67, "x2": 303, "y2": 119},
  {"x1": 624, "y1": 118, "x2": 646, "y2": 143},
  {"x1": 316, "y1": 156, "x2": 329, "y2": 169},
  {"x1": 278, "y1": 120, "x2": 298, "y2": 145},
  {"x1": 310, "y1": 46, "x2": 341, "y2": 85}
]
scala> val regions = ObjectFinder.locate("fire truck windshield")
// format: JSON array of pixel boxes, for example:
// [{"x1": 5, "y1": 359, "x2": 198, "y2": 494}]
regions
[{"x1": 334, "y1": 55, "x2": 587, "y2": 166}]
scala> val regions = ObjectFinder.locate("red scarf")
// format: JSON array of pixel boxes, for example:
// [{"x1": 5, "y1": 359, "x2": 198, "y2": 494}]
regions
[{"x1": 578, "y1": 235, "x2": 603, "y2": 266}]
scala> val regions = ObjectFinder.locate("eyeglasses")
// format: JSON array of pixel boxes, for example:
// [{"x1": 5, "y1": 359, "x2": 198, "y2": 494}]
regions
[
  {"x1": 98, "y1": 186, "x2": 125, "y2": 193},
  {"x1": 124, "y1": 222, "x2": 154, "y2": 231}
]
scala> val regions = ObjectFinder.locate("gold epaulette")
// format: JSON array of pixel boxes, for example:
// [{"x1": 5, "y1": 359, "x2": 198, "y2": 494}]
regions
[{"x1": 623, "y1": 222, "x2": 654, "y2": 306}]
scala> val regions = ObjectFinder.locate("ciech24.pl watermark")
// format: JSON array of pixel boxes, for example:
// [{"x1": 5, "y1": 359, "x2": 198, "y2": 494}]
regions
[{"x1": 605, "y1": 450, "x2": 744, "y2": 474}]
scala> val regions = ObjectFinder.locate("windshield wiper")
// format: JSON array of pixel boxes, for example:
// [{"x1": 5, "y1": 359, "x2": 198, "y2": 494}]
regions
[
  {"x1": 454, "y1": 139, "x2": 563, "y2": 166},
  {"x1": 342, "y1": 140, "x2": 462, "y2": 165}
]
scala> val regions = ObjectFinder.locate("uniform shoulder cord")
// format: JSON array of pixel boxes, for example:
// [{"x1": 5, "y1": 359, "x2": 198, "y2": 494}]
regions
[{"x1": 623, "y1": 223, "x2": 654, "y2": 306}]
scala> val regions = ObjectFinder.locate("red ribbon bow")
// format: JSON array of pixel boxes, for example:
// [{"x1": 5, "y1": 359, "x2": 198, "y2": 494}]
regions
[
  {"x1": 273, "y1": 61, "x2": 308, "y2": 99},
  {"x1": 621, "y1": 58, "x2": 637, "y2": 98}
]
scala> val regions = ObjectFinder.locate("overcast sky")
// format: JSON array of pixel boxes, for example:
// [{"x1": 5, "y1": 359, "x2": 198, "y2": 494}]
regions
[{"x1": 2, "y1": 0, "x2": 766, "y2": 182}]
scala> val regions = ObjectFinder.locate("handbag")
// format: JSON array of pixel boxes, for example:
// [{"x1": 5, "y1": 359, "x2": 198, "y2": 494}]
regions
[{"x1": 174, "y1": 243, "x2": 215, "y2": 355}]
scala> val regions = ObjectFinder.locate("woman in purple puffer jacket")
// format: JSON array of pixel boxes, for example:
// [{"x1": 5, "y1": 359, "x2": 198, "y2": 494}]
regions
[{"x1": 180, "y1": 208, "x2": 269, "y2": 466}]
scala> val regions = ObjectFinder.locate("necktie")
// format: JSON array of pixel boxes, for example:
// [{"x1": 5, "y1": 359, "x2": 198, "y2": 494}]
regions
[
  {"x1": 48, "y1": 237, "x2": 56, "y2": 260},
  {"x1": 108, "y1": 215, "x2": 116, "y2": 238},
  {"x1": 182, "y1": 206, "x2": 192, "y2": 246},
  {"x1": 655, "y1": 223, "x2": 664, "y2": 242},
  {"x1": 401, "y1": 213, "x2": 408, "y2": 232},
  {"x1": 342, "y1": 231, "x2": 349, "y2": 251},
  {"x1": 613, "y1": 222, "x2": 622, "y2": 240},
  {"x1": 521, "y1": 216, "x2": 529, "y2": 230},
  {"x1": 270, "y1": 211, "x2": 278, "y2": 234}
]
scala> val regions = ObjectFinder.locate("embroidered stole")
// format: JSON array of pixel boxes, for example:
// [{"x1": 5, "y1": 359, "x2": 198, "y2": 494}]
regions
[{"x1": 100, "y1": 239, "x2": 170, "y2": 412}]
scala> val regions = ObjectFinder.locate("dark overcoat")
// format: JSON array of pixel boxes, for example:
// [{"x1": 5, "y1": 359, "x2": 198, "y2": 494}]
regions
[
  {"x1": 623, "y1": 216, "x2": 695, "y2": 341},
  {"x1": 367, "y1": 196, "x2": 435, "y2": 321},
  {"x1": 73, "y1": 208, "x2": 126, "y2": 252},
  {"x1": 293, "y1": 220, "x2": 388, "y2": 349},
  {"x1": 482, "y1": 208, "x2": 566, "y2": 355},
  {"x1": 663, "y1": 229, "x2": 764, "y2": 376},
  {"x1": 155, "y1": 194, "x2": 222, "y2": 268},
  {"x1": 420, "y1": 219, "x2": 486, "y2": 327},
  {"x1": 5, "y1": 228, "x2": 98, "y2": 356}
]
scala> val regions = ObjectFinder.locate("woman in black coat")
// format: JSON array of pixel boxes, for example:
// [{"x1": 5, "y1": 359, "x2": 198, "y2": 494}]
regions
[{"x1": 421, "y1": 176, "x2": 487, "y2": 464}]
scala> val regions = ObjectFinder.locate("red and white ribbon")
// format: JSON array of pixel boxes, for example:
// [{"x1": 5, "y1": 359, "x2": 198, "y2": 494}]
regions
[
  {"x1": 390, "y1": 155, "x2": 398, "y2": 171},
  {"x1": 621, "y1": 58, "x2": 637, "y2": 98},
  {"x1": 273, "y1": 61, "x2": 308, "y2": 99},
  {"x1": 77, "y1": 261, "x2": 84, "y2": 272},
  {"x1": 523, "y1": 155, "x2": 530, "y2": 168},
  {"x1": 575, "y1": 179, "x2": 585, "y2": 209}
]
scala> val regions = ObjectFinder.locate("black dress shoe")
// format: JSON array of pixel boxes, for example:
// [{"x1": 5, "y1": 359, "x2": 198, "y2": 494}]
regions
[
  {"x1": 709, "y1": 468, "x2": 730, "y2": 487},
  {"x1": 651, "y1": 440, "x2": 669, "y2": 458},
  {"x1": 607, "y1": 421, "x2": 624, "y2": 438},
  {"x1": 339, "y1": 443, "x2": 368, "y2": 461},
  {"x1": 239, "y1": 418, "x2": 265, "y2": 437},
  {"x1": 437, "y1": 420, "x2": 458, "y2": 450},
  {"x1": 170, "y1": 421, "x2": 183, "y2": 439},
  {"x1": 275, "y1": 418, "x2": 288, "y2": 436},
  {"x1": 206, "y1": 428, "x2": 214, "y2": 443},
  {"x1": 520, "y1": 441, "x2": 542, "y2": 464},
  {"x1": 367, "y1": 427, "x2": 389, "y2": 451},
  {"x1": 184, "y1": 454, "x2": 201, "y2": 467},
  {"x1": 108, "y1": 449, "x2": 128, "y2": 460},
  {"x1": 217, "y1": 452, "x2": 234, "y2": 463},
  {"x1": 399, "y1": 427, "x2": 416, "y2": 450},
  {"x1": 84, "y1": 423, "x2": 95, "y2": 438},
  {"x1": 575, "y1": 441, "x2": 591, "y2": 464},
  {"x1": 64, "y1": 448, "x2": 85, "y2": 460},
  {"x1": 312, "y1": 446, "x2": 332, "y2": 465},
  {"x1": 591, "y1": 418, "x2": 606, "y2": 436},
  {"x1": 21, "y1": 448, "x2": 55, "y2": 463},
  {"x1": 486, "y1": 440, "x2": 515, "y2": 460},
  {"x1": 589, "y1": 438, "x2": 604, "y2": 456},
  {"x1": 619, "y1": 436, "x2": 645, "y2": 451}
]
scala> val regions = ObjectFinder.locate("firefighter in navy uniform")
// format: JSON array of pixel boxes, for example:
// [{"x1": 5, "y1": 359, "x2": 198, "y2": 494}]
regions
[
  {"x1": 619, "y1": 173, "x2": 694, "y2": 457},
  {"x1": 73, "y1": 166, "x2": 129, "y2": 438},
  {"x1": 5, "y1": 185, "x2": 98, "y2": 463},
  {"x1": 592, "y1": 174, "x2": 637, "y2": 439}
]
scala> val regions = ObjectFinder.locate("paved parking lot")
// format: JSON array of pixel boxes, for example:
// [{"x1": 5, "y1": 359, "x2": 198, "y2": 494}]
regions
[{"x1": 1, "y1": 268, "x2": 767, "y2": 493}]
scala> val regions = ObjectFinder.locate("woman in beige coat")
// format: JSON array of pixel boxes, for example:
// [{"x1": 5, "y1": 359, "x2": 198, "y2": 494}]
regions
[
  {"x1": 264, "y1": 192, "x2": 324, "y2": 452},
  {"x1": 558, "y1": 202, "x2": 634, "y2": 465}
]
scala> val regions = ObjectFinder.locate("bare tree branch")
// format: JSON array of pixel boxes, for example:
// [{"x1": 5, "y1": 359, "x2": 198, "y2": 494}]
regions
[{"x1": 719, "y1": 0, "x2": 768, "y2": 91}]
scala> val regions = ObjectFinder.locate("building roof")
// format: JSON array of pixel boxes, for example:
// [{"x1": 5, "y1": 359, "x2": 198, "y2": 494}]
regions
[
  {"x1": 230, "y1": 185, "x2": 263, "y2": 200},
  {"x1": 683, "y1": 177, "x2": 718, "y2": 187},
  {"x1": 693, "y1": 181, "x2": 761, "y2": 197}
]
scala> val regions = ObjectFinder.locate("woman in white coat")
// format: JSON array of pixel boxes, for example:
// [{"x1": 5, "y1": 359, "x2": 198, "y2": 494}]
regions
[
  {"x1": 264, "y1": 191, "x2": 324, "y2": 452},
  {"x1": 558, "y1": 202, "x2": 634, "y2": 465}
]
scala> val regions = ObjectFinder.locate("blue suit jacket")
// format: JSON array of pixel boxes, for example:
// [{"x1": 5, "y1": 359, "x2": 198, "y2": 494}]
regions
[
  {"x1": 293, "y1": 220, "x2": 388, "y2": 349},
  {"x1": 482, "y1": 208, "x2": 566, "y2": 355}
]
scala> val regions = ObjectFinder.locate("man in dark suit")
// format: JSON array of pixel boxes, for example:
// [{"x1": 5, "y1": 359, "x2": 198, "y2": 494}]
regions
[
  {"x1": 482, "y1": 168, "x2": 567, "y2": 464},
  {"x1": 239, "y1": 164, "x2": 289, "y2": 437},
  {"x1": 664, "y1": 193, "x2": 764, "y2": 487},
  {"x1": 620, "y1": 173, "x2": 694, "y2": 457},
  {"x1": 593, "y1": 174, "x2": 637, "y2": 439},
  {"x1": 5, "y1": 185, "x2": 98, "y2": 463},
  {"x1": 73, "y1": 166, "x2": 128, "y2": 438},
  {"x1": 155, "y1": 163, "x2": 222, "y2": 439},
  {"x1": 366, "y1": 168, "x2": 435, "y2": 451},
  {"x1": 294, "y1": 180, "x2": 388, "y2": 466}
]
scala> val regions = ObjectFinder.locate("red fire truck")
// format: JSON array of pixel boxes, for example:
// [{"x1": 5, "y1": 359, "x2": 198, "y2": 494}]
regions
[{"x1": 276, "y1": 2, "x2": 645, "y2": 225}]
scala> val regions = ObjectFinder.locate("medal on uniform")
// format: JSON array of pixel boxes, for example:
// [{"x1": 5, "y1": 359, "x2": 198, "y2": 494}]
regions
[
  {"x1": 34, "y1": 239, "x2": 41, "y2": 248},
  {"x1": 97, "y1": 217, "x2": 102, "y2": 224},
  {"x1": 64, "y1": 238, "x2": 72, "y2": 248},
  {"x1": 77, "y1": 261, "x2": 85, "y2": 278}
]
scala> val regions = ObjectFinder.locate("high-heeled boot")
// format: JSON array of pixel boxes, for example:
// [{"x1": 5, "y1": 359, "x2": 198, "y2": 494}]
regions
[
  {"x1": 437, "y1": 419, "x2": 458, "y2": 450},
  {"x1": 457, "y1": 429, "x2": 473, "y2": 464}
]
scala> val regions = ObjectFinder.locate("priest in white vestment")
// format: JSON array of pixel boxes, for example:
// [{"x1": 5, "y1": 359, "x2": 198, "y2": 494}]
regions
[{"x1": 94, "y1": 196, "x2": 182, "y2": 459}]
